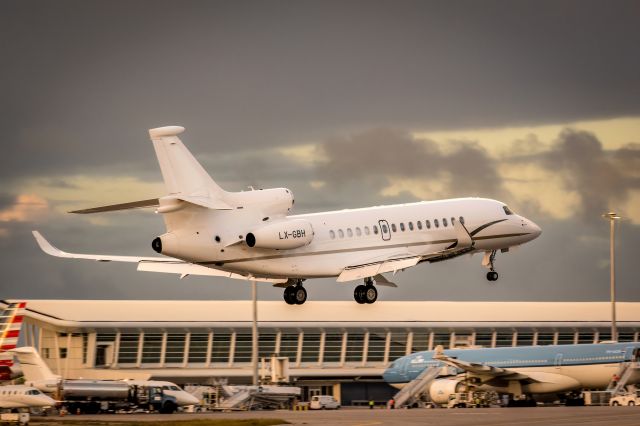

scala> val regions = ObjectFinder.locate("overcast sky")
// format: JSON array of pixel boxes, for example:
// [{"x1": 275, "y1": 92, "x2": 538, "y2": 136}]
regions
[{"x1": 1, "y1": 0, "x2": 639, "y2": 302}]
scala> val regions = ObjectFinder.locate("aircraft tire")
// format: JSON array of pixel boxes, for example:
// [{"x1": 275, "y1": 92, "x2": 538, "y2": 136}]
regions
[
  {"x1": 486, "y1": 271, "x2": 499, "y2": 281},
  {"x1": 284, "y1": 286, "x2": 297, "y2": 305},
  {"x1": 364, "y1": 285, "x2": 378, "y2": 304},
  {"x1": 354, "y1": 285, "x2": 366, "y2": 304},
  {"x1": 294, "y1": 286, "x2": 307, "y2": 305}
]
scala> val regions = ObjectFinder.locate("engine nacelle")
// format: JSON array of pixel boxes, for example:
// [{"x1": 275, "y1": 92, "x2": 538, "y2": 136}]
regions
[
  {"x1": 233, "y1": 188, "x2": 294, "y2": 217},
  {"x1": 428, "y1": 378, "x2": 468, "y2": 405},
  {"x1": 246, "y1": 219, "x2": 314, "y2": 249}
]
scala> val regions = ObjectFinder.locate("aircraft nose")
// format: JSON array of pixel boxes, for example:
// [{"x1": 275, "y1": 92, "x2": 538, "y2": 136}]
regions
[{"x1": 527, "y1": 219, "x2": 542, "y2": 239}]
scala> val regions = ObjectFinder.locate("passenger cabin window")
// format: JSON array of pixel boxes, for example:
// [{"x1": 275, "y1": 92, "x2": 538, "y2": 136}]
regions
[
  {"x1": 356, "y1": 227, "x2": 362, "y2": 236},
  {"x1": 347, "y1": 228, "x2": 353, "y2": 237},
  {"x1": 329, "y1": 230, "x2": 335, "y2": 239},
  {"x1": 408, "y1": 222, "x2": 414, "y2": 231},
  {"x1": 426, "y1": 220, "x2": 431, "y2": 229},
  {"x1": 459, "y1": 216, "x2": 465, "y2": 225},
  {"x1": 373, "y1": 225, "x2": 379, "y2": 234},
  {"x1": 443, "y1": 218, "x2": 448, "y2": 227},
  {"x1": 400, "y1": 223, "x2": 405, "y2": 231},
  {"x1": 417, "y1": 221, "x2": 422, "y2": 230},
  {"x1": 434, "y1": 219, "x2": 439, "y2": 228},
  {"x1": 391, "y1": 224, "x2": 397, "y2": 232},
  {"x1": 364, "y1": 226, "x2": 370, "y2": 235},
  {"x1": 503, "y1": 206, "x2": 514, "y2": 215},
  {"x1": 338, "y1": 229, "x2": 344, "y2": 238}
]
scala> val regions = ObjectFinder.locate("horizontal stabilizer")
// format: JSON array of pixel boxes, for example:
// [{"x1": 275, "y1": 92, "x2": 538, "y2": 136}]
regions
[{"x1": 69, "y1": 198, "x2": 159, "y2": 214}]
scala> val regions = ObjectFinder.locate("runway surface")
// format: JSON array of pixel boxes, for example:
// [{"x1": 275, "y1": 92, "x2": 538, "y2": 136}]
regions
[{"x1": 29, "y1": 406, "x2": 640, "y2": 426}]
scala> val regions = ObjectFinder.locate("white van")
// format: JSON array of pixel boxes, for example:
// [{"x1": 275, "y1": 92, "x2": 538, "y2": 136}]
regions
[{"x1": 310, "y1": 395, "x2": 340, "y2": 409}]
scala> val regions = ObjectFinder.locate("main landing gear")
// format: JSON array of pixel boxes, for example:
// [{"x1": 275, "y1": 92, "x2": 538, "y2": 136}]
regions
[
  {"x1": 284, "y1": 279, "x2": 307, "y2": 305},
  {"x1": 485, "y1": 250, "x2": 499, "y2": 282},
  {"x1": 354, "y1": 277, "x2": 378, "y2": 304}
]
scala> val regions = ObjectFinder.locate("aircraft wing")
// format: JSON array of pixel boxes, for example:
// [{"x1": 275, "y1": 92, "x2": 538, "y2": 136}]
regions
[
  {"x1": 32, "y1": 231, "x2": 286, "y2": 284},
  {"x1": 433, "y1": 345, "x2": 533, "y2": 382},
  {"x1": 337, "y1": 221, "x2": 474, "y2": 283},
  {"x1": 337, "y1": 255, "x2": 421, "y2": 283}
]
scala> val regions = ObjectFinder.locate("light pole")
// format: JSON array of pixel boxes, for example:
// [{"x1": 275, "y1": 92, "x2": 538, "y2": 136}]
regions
[
  {"x1": 602, "y1": 212, "x2": 621, "y2": 342},
  {"x1": 251, "y1": 279, "x2": 259, "y2": 386}
]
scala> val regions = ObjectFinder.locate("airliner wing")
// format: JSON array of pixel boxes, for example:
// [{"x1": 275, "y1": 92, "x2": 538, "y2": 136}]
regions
[
  {"x1": 433, "y1": 345, "x2": 532, "y2": 381},
  {"x1": 32, "y1": 231, "x2": 287, "y2": 284},
  {"x1": 337, "y1": 256, "x2": 421, "y2": 282}
]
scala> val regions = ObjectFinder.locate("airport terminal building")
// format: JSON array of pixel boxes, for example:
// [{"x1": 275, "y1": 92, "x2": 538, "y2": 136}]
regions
[{"x1": 6, "y1": 300, "x2": 640, "y2": 405}]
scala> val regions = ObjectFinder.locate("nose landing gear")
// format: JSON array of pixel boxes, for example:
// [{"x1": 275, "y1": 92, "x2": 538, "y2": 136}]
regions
[
  {"x1": 354, "y1": 277, "x2": 378, "y2": 304},
  {"x1": 284, "y1": 279, "x2": 307, "y2": 305},
  {"x1": 484, "y1": 250, "x2": 499, "y2": 282}
]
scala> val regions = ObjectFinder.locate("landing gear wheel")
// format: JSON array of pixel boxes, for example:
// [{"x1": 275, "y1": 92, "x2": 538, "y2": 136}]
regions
[
  {"x1": 354, "y1": 285, "x2": 367, "y2": 304},
  {"x1": 294, "y1": 285, "x2": 307, "y2": 305},
  {"x1": 283, "y1": 286, "x2": 297, "y2": 305},
  {"x1": 364, "y1": 285, "x2": 378, "y2": 304},
  {"x1": 486, "y1": 271, "x2": 499, "y2": 281}
]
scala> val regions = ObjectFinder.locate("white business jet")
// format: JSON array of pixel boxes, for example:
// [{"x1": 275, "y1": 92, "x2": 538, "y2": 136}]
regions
[
  {"x1": 33, "y1": 126, "x2": 541, "y2": 305},
  {"x1": 0, "y1": 385, "x2": 56, "y2": 409}
]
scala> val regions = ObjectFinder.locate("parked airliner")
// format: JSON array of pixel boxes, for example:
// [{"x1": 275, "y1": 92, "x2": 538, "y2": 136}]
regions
[
  {"x1": 33, "y1": 126, "x2": 541, "y2": 304},
  {"x1": 384, "y1": 342, "x2": 640, "y2": 406}
]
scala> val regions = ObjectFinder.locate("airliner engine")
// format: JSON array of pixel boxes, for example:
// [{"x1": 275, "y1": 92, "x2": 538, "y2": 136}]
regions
[
  {"x1": 245, "y1": 219, "x2": 314, "y2": 249},
  {"x1": 428, "y1": 378, "x2": 468, "y2": 405}
]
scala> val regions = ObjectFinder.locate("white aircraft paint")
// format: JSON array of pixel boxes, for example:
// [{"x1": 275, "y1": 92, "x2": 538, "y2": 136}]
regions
[{"x1": 33, "y1": 126, "x2": 541, "y2": 304}]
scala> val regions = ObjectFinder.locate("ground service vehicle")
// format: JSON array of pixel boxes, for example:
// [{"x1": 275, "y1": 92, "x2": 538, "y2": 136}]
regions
[
  {"x1": 609, "y1": 391, "x2": 640, "y2": 406},
  {"x1": 310, "y1": 395, "x2": 340, "y2": 410}
]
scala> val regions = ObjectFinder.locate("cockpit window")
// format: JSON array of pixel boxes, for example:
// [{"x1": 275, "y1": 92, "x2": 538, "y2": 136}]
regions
[{"x1": 503, "y1": 206, "x2": 514, "y2": 215}]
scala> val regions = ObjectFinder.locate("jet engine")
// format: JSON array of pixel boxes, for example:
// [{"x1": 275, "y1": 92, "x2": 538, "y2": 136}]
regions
[
  {"x1": 246, "y1": 219, "x2": 314, "y2": 249},
  {"x1": 428, "y1": 378, "x2": 468, "y2": 405}
]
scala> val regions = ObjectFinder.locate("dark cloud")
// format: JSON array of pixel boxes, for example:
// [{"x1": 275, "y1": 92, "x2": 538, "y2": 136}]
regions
[
  {"x1": 2, "y1": 0, "x2": 640, "y2": 182},
  {"x1": 533, "y1": 129, "x2": 640, "y2": 223},
  {"x1": 317, "y1": 128, "x2": 507, "y2": 203}
]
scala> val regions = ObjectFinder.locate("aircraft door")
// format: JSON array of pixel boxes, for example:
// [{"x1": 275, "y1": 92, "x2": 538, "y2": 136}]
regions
[
  {"x1": 378, "y1": 220, "x2": 391, "y2": 241},
  {"x1": 624, "y1": 346, "x2": 638, "y2": 362},
  {"x1": 554, "y1": 353, "x2": 563, "y2": 369}
]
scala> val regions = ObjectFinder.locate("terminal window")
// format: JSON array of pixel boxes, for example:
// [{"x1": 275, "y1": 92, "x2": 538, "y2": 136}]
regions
[
  {"x1": 210, "y1": 333, "x2": 232, "y2": 363},
  {"x1": 258, "y1": 333, "x2": 277, "y2": 358},
  {"x1": 301, "y1": 333, "x2": 321, "y2": 363},
  {"x1": 234, "y1": 333, "x2": 252, "y2": 363},
  {"x1": 323, "y1": 333, "x2": 343, "y2": 363},
  {"x1": 278, "y1": 333, "x2": 299, "y2": 361},
  {"x1": 188, "y1": 333, "x2": 209, "y2": 363},
  {"x1": 118, "y1": 334, "x2": 139, "y2": 364},
  {"x1": 165, "y1": 333, "x2": 186, "y2": 364},
  {"x1": 345, "y1": 333, "x2": 365, "y2": 362},
  {"x1": 142, "y1": 334, "x2": 163, "y2": 363},
  {"x1": 367, "y1": 331, "x2": 386, "y2": 362}
]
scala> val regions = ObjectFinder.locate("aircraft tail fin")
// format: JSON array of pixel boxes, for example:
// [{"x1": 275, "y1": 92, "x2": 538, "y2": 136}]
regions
[
  {"x1": 0, "y1": 302, "x2": 26, "y2": 380},
  {"x1": 11, "y1": 346, "x2": 60, "y2": 382},
  {"x1": 149, "y1": 126, "x2": 229, "y2": 202}
]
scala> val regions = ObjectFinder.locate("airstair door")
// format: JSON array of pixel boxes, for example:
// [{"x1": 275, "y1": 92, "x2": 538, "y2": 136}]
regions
[{"x1": 378, "y1": 220, "x2": 391, "y2": 241}]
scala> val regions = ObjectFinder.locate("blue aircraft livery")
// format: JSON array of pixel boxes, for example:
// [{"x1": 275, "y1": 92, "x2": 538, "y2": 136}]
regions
[{"x1": 384, "y1": 342, "x2": 640, "y2": 402}]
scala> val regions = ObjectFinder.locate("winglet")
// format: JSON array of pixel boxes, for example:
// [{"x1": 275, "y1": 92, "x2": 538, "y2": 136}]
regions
[{"x1": 32, "y1": 231, "x2": 69, "y2": 258}]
